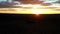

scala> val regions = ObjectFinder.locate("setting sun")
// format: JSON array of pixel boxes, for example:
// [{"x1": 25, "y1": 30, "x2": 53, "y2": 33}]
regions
[{"x1": 32, "y1": 9, "x2": 42, "y2": 14}]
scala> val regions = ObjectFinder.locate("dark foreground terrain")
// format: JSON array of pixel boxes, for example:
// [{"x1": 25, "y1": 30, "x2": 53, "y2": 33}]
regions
[{"x1": 0, "y1": 13, "x2": 60, "y2": 34}]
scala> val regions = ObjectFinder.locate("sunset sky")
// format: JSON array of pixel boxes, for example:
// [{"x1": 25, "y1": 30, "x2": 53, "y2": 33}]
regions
[{"x1": 0, "y1": 0, "x2": 60, "y2": 6}]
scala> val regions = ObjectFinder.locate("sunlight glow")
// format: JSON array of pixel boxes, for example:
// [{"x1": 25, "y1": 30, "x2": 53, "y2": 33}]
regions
[
  {"x1": 0, "y1": 8, "x2": 60, "y2": 14},
  {"x1": 0, "y1": 4, "x2": 60, "y2": 14}
]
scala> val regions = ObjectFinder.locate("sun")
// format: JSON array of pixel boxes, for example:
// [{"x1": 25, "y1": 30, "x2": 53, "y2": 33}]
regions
[
  {"x1": 32, "y1": 9, "x2": 43, "y2": 15},
  {"x1": 33, "y1": 10, "x2": 40, "y2": 14}
]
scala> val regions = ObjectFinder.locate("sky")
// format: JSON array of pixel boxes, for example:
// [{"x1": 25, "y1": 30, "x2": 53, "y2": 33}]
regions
[
  {"x1": 0, "y1": 0, "x2": 7, "y2": 2},
  {"x1": 41, "y1": 0, "x2": 58, "y2": 3},
  {"x1": 0, "y1": 0, "x2": 59, "y2": 3},
  {"x1": 0, "y1": 0, "x2": 60, "y2": 7}
]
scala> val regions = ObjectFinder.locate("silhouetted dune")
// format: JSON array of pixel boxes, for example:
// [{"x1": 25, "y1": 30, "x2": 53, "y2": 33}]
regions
[{"x1": 0, "y1": 14, "x2": 59, "y2": 34}]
